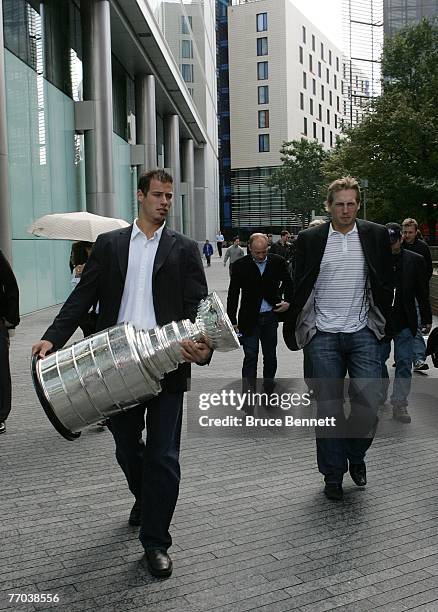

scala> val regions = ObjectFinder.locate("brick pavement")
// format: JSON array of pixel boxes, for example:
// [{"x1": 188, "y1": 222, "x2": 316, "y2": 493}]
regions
[{"x1": 1, "y1": 254, "x2": 438, "y2": 612}]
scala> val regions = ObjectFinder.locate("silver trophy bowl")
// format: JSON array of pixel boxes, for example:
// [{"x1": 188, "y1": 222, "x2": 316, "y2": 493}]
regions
[{"x1": 31, "y1": 292, "x2": 239, "y2": 440}]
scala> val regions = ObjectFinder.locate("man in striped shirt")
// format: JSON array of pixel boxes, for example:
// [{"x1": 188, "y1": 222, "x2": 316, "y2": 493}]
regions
[{"x1": 283, "y1": 177, "x2": 393, "y2": 501}]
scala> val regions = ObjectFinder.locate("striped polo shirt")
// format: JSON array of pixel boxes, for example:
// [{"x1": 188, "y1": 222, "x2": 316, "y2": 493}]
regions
[{"x1": 314, "y1": 223, "x2": 369, "y2": 333}]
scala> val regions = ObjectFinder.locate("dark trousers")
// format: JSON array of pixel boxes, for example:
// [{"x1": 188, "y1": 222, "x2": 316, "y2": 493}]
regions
[
  {"x1": 109, "y1": 390, "x2": 184, "y2": 551},
  {"x1": 241, "y1": 311, "x2": 278, "y2": 387},
  {"x1": 217, "y1": 242, "x2": 223, "y2": 258},
  {"x1": 0, "y1": 323, "x2": 11, "y2": 422},
  {"x1": 304, "y1": 327, "x2": 381, "y2": 483},
  {"x1": 205, "y1": 256, "x2": 211, "y2": 267}
]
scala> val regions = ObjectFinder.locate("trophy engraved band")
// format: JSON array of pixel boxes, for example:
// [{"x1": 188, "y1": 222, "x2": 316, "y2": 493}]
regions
[{"x1": 31, "y1": 292, "x2": 239, "y2": 440}]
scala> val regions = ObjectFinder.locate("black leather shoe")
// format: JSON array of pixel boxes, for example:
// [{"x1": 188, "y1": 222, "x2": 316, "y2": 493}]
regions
[
  {"x1": 324, "y1": 483, "x2": 343, "y2": 500},
  {"x1": 145, "y1": 549, "x2": 173, "y2": 578},
  {"x1": 349, "y1": 462, "x2": 367, "y2": 486},
  {"x1": 128, "y1": 500, "x2": 141, "y2": 526}
]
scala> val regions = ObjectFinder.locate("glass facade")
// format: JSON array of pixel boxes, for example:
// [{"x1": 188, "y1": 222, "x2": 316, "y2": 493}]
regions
[{"x1": 384, "y1": 0, "x2": 438, "y2": 36}]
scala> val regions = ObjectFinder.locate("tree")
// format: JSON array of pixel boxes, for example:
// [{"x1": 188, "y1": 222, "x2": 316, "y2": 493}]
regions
[
  {"x1": 267, "y1": 138, "x2": 328, "y2": 228},
  {"x1": 323, "y1": 19, "x2": 438, "y2": 236}
]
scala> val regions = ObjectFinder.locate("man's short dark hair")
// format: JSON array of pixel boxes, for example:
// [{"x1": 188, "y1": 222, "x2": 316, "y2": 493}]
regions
[
  {"x1": 233, "y1": 236, "x2": 240, "y2": 242},
  {"x1": 386, "y1": 222, "x2": 402, "y2": 244},
  {"x1": 138, "y1": 169, "x2": 173, "y2": 195},
  {"x1": 280, "y1": 230, "x2": 289, "y2": 237}
]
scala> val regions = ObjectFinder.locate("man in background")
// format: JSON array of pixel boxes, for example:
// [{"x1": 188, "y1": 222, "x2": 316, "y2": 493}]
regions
[
  {"x1": 215, "y1": 230, "x2": 225, "y2": 258},
  {"x1": 402, "y1": 218, "x2": 433, "y2": 372},
  {"x1": 223, "y1": 236, "x2": 245, "y2": 276},
  {"x1": 0, "y1": 250, "x2": 20, "y2": 435}
]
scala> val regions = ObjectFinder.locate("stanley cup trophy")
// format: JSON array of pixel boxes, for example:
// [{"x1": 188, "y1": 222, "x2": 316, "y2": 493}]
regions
[{"x1": 31, "y1": 292, "x2": 240, "y2": 440}]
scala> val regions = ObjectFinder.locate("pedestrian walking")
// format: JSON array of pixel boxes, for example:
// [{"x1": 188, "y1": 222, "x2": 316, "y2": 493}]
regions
[
  {"x1": 227, "y1": 233, "x2": 292, "y2": 396},
  {"x1": 215, "y1": 230, "x2": 225, "y2": 258},
  {"x1": 283, "y1": 176, "x2": 393, "y2": 501},
  {"x1": 32, "y1": 169, "x2": 212, "y2": 579},
  {"x1": 202, "y1": 239, "x2": 213, "y2": 267},
  {"x1": 0, "y1": 250, "x2": 20, "y2": 435},
  {"x1": 223, "y1": 236, "x2": 245, "y2": 276},
  {"x1": 402, "y1": 218, "x2": 433, "y2": 372}
]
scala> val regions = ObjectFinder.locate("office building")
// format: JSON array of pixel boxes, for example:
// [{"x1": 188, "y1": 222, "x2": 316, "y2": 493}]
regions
[
  {"x1": 228, "y1": 0, "x2": 345, "y2": 233},
  {"x1": 384, "y1": 0, "x2": 438, "y2": 36},
  {"x1": 0, "y1": 0, "x2": 219, "y2": 314}
]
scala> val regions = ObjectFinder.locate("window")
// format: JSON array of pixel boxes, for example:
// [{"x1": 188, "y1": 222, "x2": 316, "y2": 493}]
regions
[
  {"x1": 312, "y1": 78, "x2": 316, "y2": 95},
  {"x1": 302, "y1": 25, "x2": 306, "y2": 43},
  {"x1": 258, "y1": 85, "x2": 269, "y2": 104},
  {"x1": 321, "y1": 84, "x2": 324, "y2": 100},
  {"x1": 335, "y1": 113, "x2": 338, "y2": 128},
  {"x1": 320, "y1": 42, "x2": 324, "y2": 60},
  {"x1": 299, "y1": 46, "x2": 303, "y2": 63},
  {"x1": 334, "y1": 74, "x2": 337, "y2": 89},
  {"x1": 329, "y1": 90, "x2": 333, "y2": 106},
  {"x1": 318, "y1": 61, "x2": 321, "y2": 77},
  {"x1": 318, "y1": 104, "x2": 322, "y2": 121},
  {"x1": 336, "y1": 56, "x2": 339, "y2": 71},
  {"x1": 181, "y1": 15, "x2": 192, "y2": 34},
  {"x1": 257, "y1": 61, "x2": 268, "y2": 80},
  {"x1": 327, "y1": 109, "x2": 330, "y2": 124},
  {"x1": 181, "y1": 40, "x2": 193, "y2": 59},
  {"x1": 309, "y1": 54, "x2": 313, "y2": 72},
  {"x1": 303, "y1": 117, "x2": 307, "y2": 135},
  {"x1": 303, "y1": 71, "x2": 307, "y2": 89},
  {"x1": 326, "y1": 68, "x2": 330, "y2": 84},
  {"x1": 181, "y1": 64, "x2": 194, "y2": 82},
  {"x1": 329, "y1": 50, "x2": 332, "y2": 65},
  {"x1": 258, "y1": 110, "x2": 269, "y2": 128},
  {"x1": 256, "y1": 12, "x2": 268, "y2": 32},
  {"x1": 259, "y1": 134, "x2": 270, "y2": 152},
  {"x1": 337, "y1": 95, "x2": 340, "y2": 111},
  {"x1": 313, "y1": 122, "x2": 317, "y2": 139},
  {"x1": 312, "y1": 34, "x2": 315, "y2": 51},
  {"x1": 322, "y1": 126, "x2": 325, "y2": 143},
  {"x1": 257, "y1": 37, "x2": 268, "y2": 56},
  {"x1": 300, "y1": 92, "x2": 304, "y2": 109},
  {"x1": 309, "y1": 98, "x2": 313, "y2": 115}
]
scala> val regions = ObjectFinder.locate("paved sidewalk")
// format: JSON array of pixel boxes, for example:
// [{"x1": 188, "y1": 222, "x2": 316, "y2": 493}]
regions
[{"x1": 2, "y1": 255, "x2": 438, "y2": 612}]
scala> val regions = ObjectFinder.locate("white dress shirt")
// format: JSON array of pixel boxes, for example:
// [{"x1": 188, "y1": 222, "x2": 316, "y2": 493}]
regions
[{"x1": 117, "y1": 220, "x2": 165, "y2": 330}]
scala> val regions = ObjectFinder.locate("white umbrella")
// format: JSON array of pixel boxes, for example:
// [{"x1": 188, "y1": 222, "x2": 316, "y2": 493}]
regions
[{"x1": 27, "y1": 212, "x2": 130, "y2": 242}]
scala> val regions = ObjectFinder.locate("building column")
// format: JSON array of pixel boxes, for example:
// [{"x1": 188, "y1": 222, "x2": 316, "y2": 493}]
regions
[
  {"x1": 182, "y1": 139, "x2": 195, "y2": 237},
  {"x1": 164, "y1": 115, "x2": 182, "y2": 232},
  {"x1": 135, "y1": 74, "x2": 157, "y2": 174},
  {"x1": 81, "y1": 0, "x2": 115, "y2": 217},
  {"x1": 0, "y1": 1, "x2": 12, "y2": 260}
]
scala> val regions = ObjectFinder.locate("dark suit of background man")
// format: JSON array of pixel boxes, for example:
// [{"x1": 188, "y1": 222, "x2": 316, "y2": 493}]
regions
[
  {"x1": 32, "y1": 169, "x2": 212, "y2": 579},
  {"x1": 227, "y1": 233, "x2": 293, "y2": 394},
  {"x1": 283, "y1": 177, "x2": 392, "y2": 501},
  {"x1": 0, "y1": 250, "x2": 20, "y2": 435},
  {"x1": 381, "y1": 223, "x2": 432, "y2": 424}
]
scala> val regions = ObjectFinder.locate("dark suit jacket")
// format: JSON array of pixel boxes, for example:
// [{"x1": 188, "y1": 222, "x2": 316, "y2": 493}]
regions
[
  {"x1": 396, "y1": 249, "x2": 432, "y2": 337},
  {"x1": 283, "y1": 219, "x2": 393, "y2": 350},
  {"x1": 227, "y1": 253, "x2": 293, "y2": 336},
  {"x1": 42, "y1": 225, "x2": 208, "y2": 392},
  {"x1": 0, "y1": 250, "x2": 20, "y2": 327}
]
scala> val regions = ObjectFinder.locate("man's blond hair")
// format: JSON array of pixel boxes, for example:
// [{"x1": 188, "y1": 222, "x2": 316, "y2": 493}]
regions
[
  {"x1": 402, "y1": 217, "x2": 418, "y2": 230},
  {"x1": 326, "y1": 176, "x2": 361, "y2": 209}
]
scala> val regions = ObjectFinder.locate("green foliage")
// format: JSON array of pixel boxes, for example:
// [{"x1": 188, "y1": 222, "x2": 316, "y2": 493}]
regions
[
  {"x1": 267, "y1": 138, "x2": 328, "y2": 228},
  {"x1": 323, "y1": 19, "x2": 438, "y2": 228}
]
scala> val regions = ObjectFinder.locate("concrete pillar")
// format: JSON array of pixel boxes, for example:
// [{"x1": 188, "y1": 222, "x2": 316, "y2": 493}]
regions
[
  {"x1": 164, "y1": 115, "x2": 182, "y2": 232},
  {"x1": 0, "y1": 1, "x2": 12, "y2": 260},
  {"x1": 81, "y1": 0, "x2": 115, "y2": 217},
  {"x1": 135, "y1": 74, "x2": 157, "y2": 174},
  {"x1": 182, "y1": 139, "x2": 195, "y2": 237}
]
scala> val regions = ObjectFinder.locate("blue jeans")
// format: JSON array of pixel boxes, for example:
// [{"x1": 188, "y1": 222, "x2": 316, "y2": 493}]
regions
[
  {"x1": 241, "y1": 311, "x2": 278, "y2": 387},
  {"x1": 413, "y1": 301, "x2": 426, "y2": 362},
  {"x1": 303, "y1": 327, "x2": 381, "y2": 483},
  {"x1": 380, "y1": 327, "x2": 413, "y2": 408}
]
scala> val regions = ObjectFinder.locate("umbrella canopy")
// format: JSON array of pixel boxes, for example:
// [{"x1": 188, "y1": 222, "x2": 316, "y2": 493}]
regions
[{"x1": 28, "y1": 212, "x2": 130, "y2": 242}]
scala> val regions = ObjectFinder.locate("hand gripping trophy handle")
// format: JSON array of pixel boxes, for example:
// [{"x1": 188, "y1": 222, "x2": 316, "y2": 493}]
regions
[{"x1": 31, "y1": 292, "x2": 240, "y2": 440}]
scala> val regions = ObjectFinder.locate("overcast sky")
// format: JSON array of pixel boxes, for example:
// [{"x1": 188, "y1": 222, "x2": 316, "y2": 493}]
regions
[{"x1": 290, "y1": 0, "x2": 344, "y2": 48}]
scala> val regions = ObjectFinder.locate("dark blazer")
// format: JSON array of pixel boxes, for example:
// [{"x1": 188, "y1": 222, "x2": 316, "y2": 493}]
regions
[
  {"x1": 42, "y1": 225, "x2": 208, "y2": 392},
  {"x1": 227, "y1": 253, "x2": 293, "y2": 336},
  {"x1": 283, "y1": 219, "x2": 393, "y2": 350},
  {"x1": 402, "y1": 238, "x2": 433, "y2": 279},
  {"x1": 397, "y1": 249, "x2": 432, "y2": 337},
  {"x1": 0, "y1": 250, "x2": 20, "y2": 327}
]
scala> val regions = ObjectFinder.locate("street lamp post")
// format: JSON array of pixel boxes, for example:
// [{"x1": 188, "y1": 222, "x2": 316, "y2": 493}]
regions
[{"x1": 360, "y1": 178, "x2": 368, "y2": 220}]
